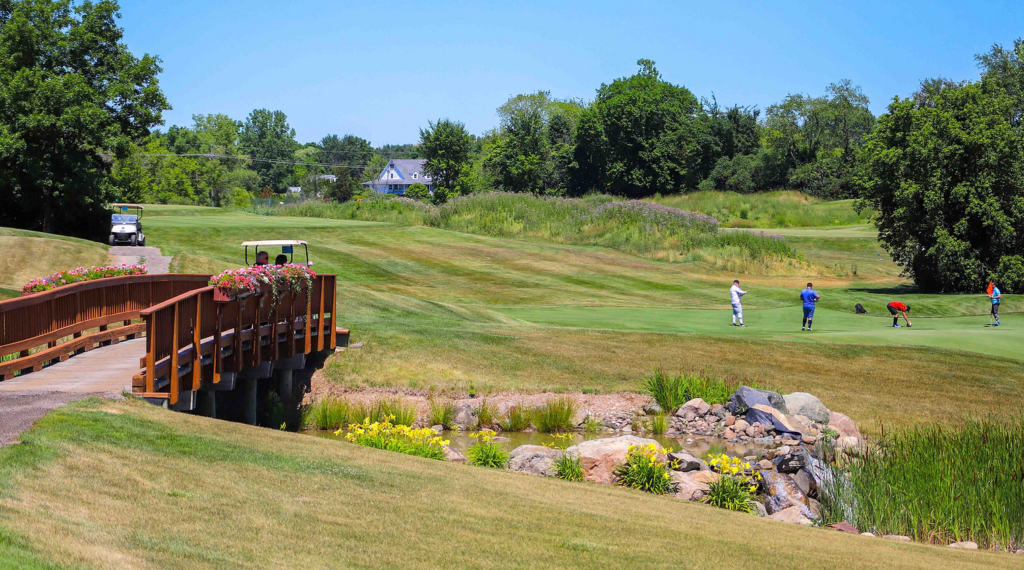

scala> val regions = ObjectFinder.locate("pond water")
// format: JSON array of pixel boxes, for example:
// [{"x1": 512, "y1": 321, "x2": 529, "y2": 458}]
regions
[{"x1": 304, "y1": 429, "x2": 776, "y2": 459}]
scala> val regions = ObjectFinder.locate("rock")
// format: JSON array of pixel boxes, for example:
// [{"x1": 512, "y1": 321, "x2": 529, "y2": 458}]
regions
[
  {"x1": 682, "y1": 398, "x2": 710, "y2": 415},
  {"x1": 453, "y1": 404, "x2": 476, "y2": 428},
  {"x1": 793, "y1": 468, "x2": 817, "y2": 498},
  {"x1": 806, "y1": 498, "x2": 821, "y2": 518},
  {"x1": 828, "y1": 522, "x2": 860, "y2": 534},
  {"x1": 781, "y1": 438, "x2": 800, "y2": 446},
  {"x1": 883, "y1": 535, "x2": 912, "y2": 542},
  {"x1": 350, "y1": 342, "x2": 364, "y2": 349},
  {"x1": 572, "y1": 409, "x2": 588, "y2": 427},
  {"x1": 643, "y1": 402, "x2": 663, "y2": 415},
  {"x1": 724, "y1": 415, "x2": 736, "y2": 427},
  {"x1": 753, "y1": 501, "x2": 768, "y2": 517},
  {"x1": 689, "y1": 471, "x2": 720, "y2": 485},
  {"x1": 672, "y1": 471, "x2": 710, "y2": 501},
  {"x1": 828, "y1": 411, "x2": 861, "y2": 439},
  {"x1": 768, "y1": 505, "x2": 812, "y2": 526},
  {"x1": 710, "y1": 403, "x2": 724, "y2": 413},
  {"x1": 775, "y1": 453, "x2": 806, "y2": 474},
  {"x1": 757, "y1": 459, "x2": 774, "y2": 470},
  {"x1": 801, "y1": 435, "x2": 817, "y2": 445},
  {"x1": 775, "y1": 445, "x2": 792, "y2": 457},
  {"x1": 949, "y1": 541, "x2": 978, "y2": 550},
  {"x1": 723, "y1": 427, "x2": 736, "y2": 439},
  {"x1": 744, "y1": 426, "x2": 757, "y2": 438},
  {"x1": 836, "y1": 435, "x2": 860, "y2": 450},
  {"x1": 508, "y1": 445, "x2": 562, "y2": 476},
  {"x1": 782, "y1": 392, "x2": 830, "y2": 424},
  {"x1": 431, "y1": 424, "x2": 444, "y2": 433},
  {"x1": 667, "y1": 451, "x2": 707, "y2": 472},
  {"x1": 443, "y1": 446, "x2": 467, "y2": 463},
  {"x1": 733, "y1": 419, "x2": 750, "y2": 431},
  {"x1": 565, "y1": 435, "x2": 663, "y2": 485},
  {"x1": 861, "y1": 532, "x2": 876, "y2": 538},
  {"x1": 727, "y1": 385, "x2": 788, "y2": 415}
]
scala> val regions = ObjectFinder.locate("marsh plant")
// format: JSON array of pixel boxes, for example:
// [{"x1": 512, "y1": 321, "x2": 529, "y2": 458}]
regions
[
  {"x1": 338, "y1": 416, "x2": 449, "y2": 460},
  {"x1": 499, "y1": 404, "x2": 532, "y2": 432},
  {"x1": 649, "y1": 413, "x2": 667, "y2": 435},
  {"x1": 582, "y1": 415, "x2": 603, "y2": 433},
  {"x1": 613, "y1": 443, "x2": 676, "y2": 494},
  {"x1": 643, "y1": 369, "x2": 769, "y2": 412},
  {"x1": 533, "y1": 397, "x2": 579, "y2": 433},
  {"x1": 818, "y1": 417, "x2": 1024, "y2": 550},
  {"x1": 474, "y1": 398, "x2": 498, "y2": 428},
  {"x1": 306, "y1": 397, "x2": 352, "y2": 430},
  {"x1": 428, "y1": 397, "x2": 456, "y2": 429},
  {"x1": 466, "y1": 429, "x2": 508, "y2": 469},
  {"x1": 375, "y1": 398, "x2": 418, "y2": 427},
  {"x1": 703, "y1": 454, "x2": 762, "y2": 513}
]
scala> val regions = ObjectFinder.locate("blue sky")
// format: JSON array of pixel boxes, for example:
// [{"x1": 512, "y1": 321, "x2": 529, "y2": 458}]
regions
[{"x1": 119, "y1": 0, "x2": 1023, "y2": 146}]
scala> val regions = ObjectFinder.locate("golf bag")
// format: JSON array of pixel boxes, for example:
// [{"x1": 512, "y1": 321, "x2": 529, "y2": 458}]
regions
[{"x1": 855, "y1": 303, "x2": 867, "y2": 314}]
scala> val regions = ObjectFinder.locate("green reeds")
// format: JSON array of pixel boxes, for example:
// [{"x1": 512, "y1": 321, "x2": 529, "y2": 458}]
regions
[
  {"x1": 643, "y1": 369, "x2": 770, "y2": 412},
  {"x1": 306, "y1": 397, "x2": 352, "y2": 430},
  {"x1": 532, "y1": 397, "x2": 578, "y2": 433},
  {"x1": 499, "y1": 403, "x2": 532, "y2": 432},
  {"x1": 428, "y1": 397, "x2": 456, "y2": 429}
]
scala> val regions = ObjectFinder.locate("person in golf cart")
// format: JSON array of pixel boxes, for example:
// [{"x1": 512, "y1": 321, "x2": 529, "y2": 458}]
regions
[
  {"x1": 242, "y1": 240, "x2": 312, "y2": 268},
  {"x1": 886, "y1": 301, "x2": 912, "y2": 328},
  {"x1": 254, "y1": 251, "x2": 270, "y2": 266}
]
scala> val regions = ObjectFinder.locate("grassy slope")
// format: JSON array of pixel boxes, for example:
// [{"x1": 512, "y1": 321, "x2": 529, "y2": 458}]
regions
[
  {"x1": 651, "y1": 190, "x2": 873, "y2": 228},
  {"x1": 134, "y1": 206, "x2": 1024, "y2": 431},
  {"x1": 0, "y1": 228, "x2": 110, "y2": 297},
  {"x1": 0, "y1": 399, "x2": 1020, "y2": 570}
]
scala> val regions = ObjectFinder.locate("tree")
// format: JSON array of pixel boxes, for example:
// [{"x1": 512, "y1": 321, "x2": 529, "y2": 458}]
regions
[
  {"x1": 320, "y1": 134, "x2": 373, "y2": 166},
  {"x1": 859, "y1": 81, "x2": 1024, "y2": 292},
  {"x1": 325, "y1": 167, "x2": 357, "y2": 203},
  {"x1": 419, "y1": 118, "x2": 472, "y2": 198},
  {"x1": 240, "y1": 109, "x2": 298, "y2": 192},
  {"x1": 484, "y1": 107, "x2": 550, "y2": 193},
  {"x1": 0, "y1": 0, "x2": 167, "y2": 238},
  {"x1": 585, "y1": 59, "x2": 704, "y2": 197}
]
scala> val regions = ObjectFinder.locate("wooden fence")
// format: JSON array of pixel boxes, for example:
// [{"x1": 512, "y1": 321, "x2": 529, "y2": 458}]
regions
[
  {"x1": 0, "y1": 275, "x2": 211, "y2": 381},
  {"x1": 132, "y1": 274, "x2": 339, "y2": 405}
]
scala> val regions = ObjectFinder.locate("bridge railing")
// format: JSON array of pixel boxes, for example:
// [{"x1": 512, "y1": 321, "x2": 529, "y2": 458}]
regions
[
  {"x1": 133, "y1": 274, "x2": 339, "y2": 405},
  {"x1": 0, "y1": 274, "x2": 211, "y2": 381}
]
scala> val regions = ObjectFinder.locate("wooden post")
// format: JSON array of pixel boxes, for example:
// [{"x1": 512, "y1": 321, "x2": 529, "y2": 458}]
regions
[
  {"x1": 303, "y1": 285, "x2": 312, "y2": 354},
  {"x1": 212, "y1": 303, "x2": 222, "y2": 384},
  {"x1": 192, "y1": 295, "x2": 202, "y2": 391},
  {"x1": 316, "y1": 278, "x2": 326, "y2": 351},
  {"x1": 146, "y1": 314, "x2": 155, "y2": 393},
  {"x1": 170, "y1": 304, "x2": 179, "y2": 406}
]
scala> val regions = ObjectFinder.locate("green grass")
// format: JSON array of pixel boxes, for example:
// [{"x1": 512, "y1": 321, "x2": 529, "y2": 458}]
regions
[
  {"x1": 650, "y1": 190, "x2": 873, "y2": 228},
  {"x1": 532, "y1": 397, "x2": 579, "y2": 433},
  {"x1": 819, "y1": 416, "x2": 1024, "y2": 550},
  {"x1": 6, "y1": 400, "x2": 1016, "y2": 568}
]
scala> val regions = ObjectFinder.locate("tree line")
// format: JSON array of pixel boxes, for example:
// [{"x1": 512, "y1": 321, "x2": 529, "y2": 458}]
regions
[{"x1": 4, "y1": 1, "x2": 1024, "y2": 292}]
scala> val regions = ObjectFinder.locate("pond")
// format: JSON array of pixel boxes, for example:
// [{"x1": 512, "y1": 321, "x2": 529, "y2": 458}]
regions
[{"x1": 303, "y1": 429, "x2": 777, "y2": 459}]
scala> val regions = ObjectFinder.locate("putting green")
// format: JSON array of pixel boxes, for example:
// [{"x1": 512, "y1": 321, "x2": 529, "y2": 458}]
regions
[{"x1": 496, "y1": 306, "x2": 1021, "y2": 361}]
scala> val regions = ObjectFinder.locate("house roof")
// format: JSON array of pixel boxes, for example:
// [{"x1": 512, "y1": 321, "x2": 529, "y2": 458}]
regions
[{"x1": 362, "y1": 158, "x2": 432, "y2": 187}]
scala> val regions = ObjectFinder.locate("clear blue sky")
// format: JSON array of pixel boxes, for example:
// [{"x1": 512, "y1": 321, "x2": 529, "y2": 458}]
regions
[{"x1": 119, "y1": 0, "x2": 1023, "y2": 146}]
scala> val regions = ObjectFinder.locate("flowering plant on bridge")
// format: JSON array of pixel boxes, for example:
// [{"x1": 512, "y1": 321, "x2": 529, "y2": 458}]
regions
[
  {"x1": 336, "y1": 415, "x2": 449, "y2": 460},
  {"x1": 22, "y1": 264, "x2": 147, "y2": 295},
  {"x1": 208, "y1": 264, "x2": 316, "y2": 304}
]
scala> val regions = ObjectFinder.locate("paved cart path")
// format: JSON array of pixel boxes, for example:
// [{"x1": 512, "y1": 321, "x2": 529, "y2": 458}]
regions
[
  {"x1": 109, "y1": 246, "x2": 172, "y2": 274},
  {"x1": 0, "y1": 338, "x2": 144, "y2": 446}
]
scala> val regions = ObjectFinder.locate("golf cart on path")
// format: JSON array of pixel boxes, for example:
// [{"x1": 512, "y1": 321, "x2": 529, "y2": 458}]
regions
[
  {"x1": 109, "y1": 204, "x2": 145, "y2": 246},
  {"x1": 242, "y1": 240, "x2": 313, "y2": 267}
]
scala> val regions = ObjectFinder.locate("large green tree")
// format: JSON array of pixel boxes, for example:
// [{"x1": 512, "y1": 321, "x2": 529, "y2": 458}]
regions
[
  {"x1": 240, "y1": 108, "x2": 298, "y2": 192},
  {"x1": 419, "y1": 118, "x2": 472, "y2": 199},
  {"x1": 859, "y1": 80, "x2": 1024, "y2": 292},
  {"x1": 0, "y1": 0, "x2": 167, "y2": 238}
]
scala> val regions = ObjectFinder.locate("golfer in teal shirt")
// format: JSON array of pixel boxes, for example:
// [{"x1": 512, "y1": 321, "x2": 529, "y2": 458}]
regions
[{"x1": 990, "y1": 284, "x2": 1002, "y2": 326}]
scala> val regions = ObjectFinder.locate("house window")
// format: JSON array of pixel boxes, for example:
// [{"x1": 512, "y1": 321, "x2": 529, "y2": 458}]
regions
[{"x1": 413, "y1": 173, "x2": 418, "y2": 179}]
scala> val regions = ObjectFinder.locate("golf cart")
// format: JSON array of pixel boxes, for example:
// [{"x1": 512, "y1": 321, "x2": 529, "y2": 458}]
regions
[
  {"x1": 242, "y1": 240, "x2": 313, "y2": 267},
  {"x1": 109, "y1": 204, "x2": 146, "y2": 246}
]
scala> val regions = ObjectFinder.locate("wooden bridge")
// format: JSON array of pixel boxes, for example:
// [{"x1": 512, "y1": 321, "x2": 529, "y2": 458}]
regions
[{"x1": 0, "y1": 273, "x2": 346, "y2": 425}]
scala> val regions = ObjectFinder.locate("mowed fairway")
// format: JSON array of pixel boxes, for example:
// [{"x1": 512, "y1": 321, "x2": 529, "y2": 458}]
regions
[
  {"x1": 130, "y1": 206, "x2": 1024, "y2": 431},
  {"x1": 0, "y1": 399, "x2": 1020, "y2": 570}
]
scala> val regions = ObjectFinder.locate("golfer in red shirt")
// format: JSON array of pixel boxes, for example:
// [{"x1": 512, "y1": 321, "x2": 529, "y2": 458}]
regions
[{"x1": 887, "y1": 301, "x2": 912, "y2": 328}]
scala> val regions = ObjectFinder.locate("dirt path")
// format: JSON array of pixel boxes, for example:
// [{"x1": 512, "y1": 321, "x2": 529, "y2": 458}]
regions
[
  {"x1": 0, "y1": 338, "x2": 145, "y2": 446},
  {"x1": 109, "y1": 246, "x2": 172, "y2": 274}
]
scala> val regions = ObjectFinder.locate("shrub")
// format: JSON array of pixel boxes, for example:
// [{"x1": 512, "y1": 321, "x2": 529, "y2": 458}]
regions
[
  {"x1": 428, "y1": 398, "x2": 456, "y2": 429},
  {"x1": 467, "y1": 430, "x2": 508, "y2": 469},
  {"x1": 818, "y1": 416, "x2": 1024, "y2": 549},
  {"x1": 703, "y1": 454, "x2": 762, "y2": 513},
  {"x1": 307, "y1": 397, "x2": 351, "y2": 430},
  {"x1": 613, "y1": 443, "x2": 675, "y2": 494},
  {"x1": 339, "y1": 416, "x2": 449, "y2": 460},
  {"x1": 406, "y1": 183, "x2": 430, "y2": 201},
  {"x1": 554, "y1": 452, "x2": 584, "y2": 482},
  {"x1": 499, "y1": 404, "x2": 532, "y2": 432},
  {"x1": 533, "y1": 397, "x2": 578, "y2": 433},
  {"x1": 475, "y1": 398, "x2": 498, "y2": 428}
]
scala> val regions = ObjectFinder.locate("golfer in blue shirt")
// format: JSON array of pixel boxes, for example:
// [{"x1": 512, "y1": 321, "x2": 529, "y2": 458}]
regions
[{"x1": 801, "y1": 283, "x2": 820, "y2": 331}]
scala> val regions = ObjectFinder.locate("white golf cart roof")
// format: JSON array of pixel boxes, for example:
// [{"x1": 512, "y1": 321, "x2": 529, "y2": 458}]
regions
[
  {"x1": 111, "y1": 204, "x2": 144, "y2": 209},
  {"x1": 241, "y1": 240, "x2": 307, "y2": 247}
]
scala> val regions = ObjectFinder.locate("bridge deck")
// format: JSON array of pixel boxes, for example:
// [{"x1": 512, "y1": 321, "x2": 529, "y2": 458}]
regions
[{"x1": 0, "y1": 338, "x2": 145, "y2": 445}]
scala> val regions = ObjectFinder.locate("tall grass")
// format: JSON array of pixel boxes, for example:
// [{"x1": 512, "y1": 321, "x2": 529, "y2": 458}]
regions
[
  {"x1": 249, "y1": 195, "x2": 434, "y2": 225},
  {"x1": 819, "y1": 417, "x2": 1024, "y2": 550},
  {"x1": 532, "y1": 397, "x2": 579, "y2": 433},
  {"x1": 305, "y1": 397, "x2": 352, "y2": 430},
  {"x1": 428, "y1": 398, "x2": 456, "y2": 429},
  {"x1": 643, "y1": 369, "x2": 766, "y2": 412},
  {"x1": 307, "y1": 397, "x2": 418, "y2": 429},
  {"x1": 499, "y1": 404, "x2": 532, "y2": 432},
  {"x1": 651, "y1": 190, "x2": 872, "y2": 228}
]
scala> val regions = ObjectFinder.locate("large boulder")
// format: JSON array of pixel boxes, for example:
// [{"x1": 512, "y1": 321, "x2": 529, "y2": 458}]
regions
[
  {"x1": 672, "y1": 471, "x2": 710, "y2": 501},
  {"x1": 768, "y1": 505, "x2": 813, "y2": 526},
  {"x1": 676, "y1": 398, "x2": 710, "y2": 417},
  {"x1": 508, "y1": 445, "x2": 562, "y2": 476},
  {"x1": 827, "y1": 411, "x2": 862, "y2": 450},
  {"x1": 565, "y1": 435, "x2": 663, "y2": 485},
  {"x1": 727, "y1": 386, "x2": 788, "y2": 415},
  {"x1": 783, "y1": 393, "x2": 830, "y2": 424},
  {"x1": 453, "y1": 403, "x2": 476, "y2": 429},
  {"x1": 443, "y1": 446, "x2": 467, "y2": 463},
  {"x1": 667, "y1": 451, "x2": 707, "y2": 472}
]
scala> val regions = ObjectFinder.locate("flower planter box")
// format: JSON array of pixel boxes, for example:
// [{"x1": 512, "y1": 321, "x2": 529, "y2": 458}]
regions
[{"x1": 213, "y1": 283, "x2": 269, "y2": 302}]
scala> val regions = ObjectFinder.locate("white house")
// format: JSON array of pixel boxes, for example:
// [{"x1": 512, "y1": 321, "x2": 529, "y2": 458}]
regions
[{"x1": 361, "y1": 159, "x2": 433, "y2": 195}]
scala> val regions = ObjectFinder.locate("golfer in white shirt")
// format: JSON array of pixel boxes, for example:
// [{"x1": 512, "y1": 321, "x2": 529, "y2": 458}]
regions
[{"x1": 730, "y1": 280, "x2": 747, "y2": 327}]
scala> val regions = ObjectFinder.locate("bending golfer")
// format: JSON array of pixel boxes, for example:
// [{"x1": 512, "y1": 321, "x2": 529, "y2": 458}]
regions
[
  {"x1": 990, "y1": 282, "x2": 1002, "y2": 326},
  {"x1": 886, "y1": 301, "x2": 912, "y2": 327},
  {"x1": 730, "y1": 280, "x2": 747, "y2": 327},
  {"x1": 800, "y1": 283, "x2": 820, "y2": 331}
]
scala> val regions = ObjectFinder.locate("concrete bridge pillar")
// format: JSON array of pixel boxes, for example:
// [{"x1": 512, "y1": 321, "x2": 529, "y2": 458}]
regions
[
  {"x1": 241, "y1": 378, "x2": 258, "y2": 425},
  {"x1": 196, "y1": 390, "x2": 217, "y2": 419},
  {"x1": 275, "y1": 369, "x2": 293, "y2": 408}
]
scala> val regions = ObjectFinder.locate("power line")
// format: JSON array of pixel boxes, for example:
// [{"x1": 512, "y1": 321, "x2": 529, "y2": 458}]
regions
[{"x1": 134, "y1": 152, "x2": 371, "y2": 169}]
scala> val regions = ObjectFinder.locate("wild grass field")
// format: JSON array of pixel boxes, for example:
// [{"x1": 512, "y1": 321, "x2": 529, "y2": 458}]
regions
[
  {"x1": 127, "y1": 195, "x2": 1024, "y2": 431},
  {"x1": 0, "y1": 398, "x2": 1019, "y2": 569}
]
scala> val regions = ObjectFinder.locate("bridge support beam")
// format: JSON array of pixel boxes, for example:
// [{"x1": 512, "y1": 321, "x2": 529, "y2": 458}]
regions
[
  {"x1": 275, "y1": 368, "x2": 293, "y2": 409},
  {"x1": 196, "y1": 390, "x2": 217, "y2": 419},
  {"x1": 241, "y1": 378, "x2": 258, "y2": 425}
]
